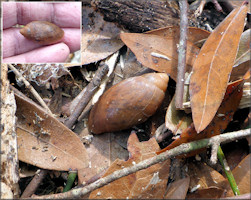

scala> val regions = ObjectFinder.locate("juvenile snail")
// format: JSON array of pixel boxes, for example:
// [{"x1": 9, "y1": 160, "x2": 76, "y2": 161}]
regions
[
  {"x1": 88, "y1": 73, "x2": 169, "y2": 134},
  {"x1": 20, "y1": 21, "x2": 64, "y2": 45}
]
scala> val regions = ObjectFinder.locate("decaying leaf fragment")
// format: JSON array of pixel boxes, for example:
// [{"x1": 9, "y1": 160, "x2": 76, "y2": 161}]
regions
[
  {"x1": 89, "y1": 132, "x2": 170, "y2": 199},
  {"x1": 15, "y1": 93, "x2": 89, "y2": 171},
  {"x1": 188, "y1": 162, "x2": 226, "y2": 189},
  {"x1": 164, "y1": 177, "x2": 190, "y2": 199},
  {"x1": 158, "y1": 79, "x2": 244, "y2": 155},
  {"x1": 82, "y1": 6, "x2": 124, "y2": 65},
  {"x1": 189, "y1": 3, "x2": 248, "y2": 133},
  {"x1": 15, "y1": 64, "x2": 69, "y2": 86}
]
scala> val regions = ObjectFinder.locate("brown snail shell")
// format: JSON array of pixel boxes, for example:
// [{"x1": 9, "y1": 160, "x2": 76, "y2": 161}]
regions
[
  {"x1": 20, "y1": 21, "x2": 64, "y2": 45},
  {"x1": 88, "y1": 73, "x2": 169, "y2": 134}
]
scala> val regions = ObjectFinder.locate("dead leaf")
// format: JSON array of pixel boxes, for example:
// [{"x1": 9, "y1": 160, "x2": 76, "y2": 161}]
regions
[
  {"x1": 89, "y1": 132, "x2": 170, "y2": 199},
  {"x1": 226, "y1": 154, "x2": 251, "y2": 197},
  {"x1": 146, "y1": 26, "x2": 210, "y2": 48},
  {"x1": 187, "y1": 187, "x2": 225, "y2": 199},
  {"x1": 164, "y1": 177, "x2": 190, "y2": 199},
  {"x1": 189, "y1": 4, "x2": 248, "y2": 133},
  {"x1": 158, "y1": 79, "x2": 243, "y2": 155},
  {"x1": 82, "y1": 6, "x2": 124, "y2": 65},
  {"x1": 15, "y1": 93, "x2": 89, "y2": 171},
  {"x1": 120, "y1": 32, "x2": 200, "y2": 81},
  {"x1": 188, "y1": 162, "x2": 227, "y2": 191},
  {"x1": 230, "y1": 61, "x2": 250, "y2": 82},
  {"x1": 78, "y1": 130, "x2": 129, "y2": 184}
]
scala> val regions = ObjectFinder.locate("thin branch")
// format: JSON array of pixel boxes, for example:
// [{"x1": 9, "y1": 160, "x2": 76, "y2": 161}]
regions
[
  {"x1": 32, "y1": 128, "x2": 251, "y2": 199},
  {"x1": 194, "y1": 0, "x2": 206, "y2": 17},
  {"x1": 210, "y1": 140, "x2": 220, "y2": 164},
  {"x1": 8, "y1": 64, "x2": 53, "y2": 115},
  {"x1": 21, "y1": 170, "x2": 48, "y2": 198},
  {"x1": 212, "y1": 0, "x2": 223, "y2": 12},
  {"x1": 175, "y1": 0, "x2": 188, "y2": 109},
  {"x1": 64, "y1": 64, "x2": 109, "y2": 128}
]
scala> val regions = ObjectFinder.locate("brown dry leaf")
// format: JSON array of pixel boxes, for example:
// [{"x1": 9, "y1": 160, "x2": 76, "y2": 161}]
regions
[
  {"x1": 82, "y1": 6, "x2": 124, "y2": 65},
  {"x1": 146, "y1": 26, "x2": 210, "y2": 47},
  {"x1": 120, "y1": 32, "x2": 200, "y2": 81},
  {"x1": 189, "y1": 4, "x2": 248, "y2": 133},
  {"x1": 187, "y1": 187, "x2": 225, "y2": 199},
  {"x1": 226, "y1": 154, "x2": 251, "y2": 197},
  {"x1": 15, "y1": 93, "x2": 89, "y2": 171},
  {"x1": 78, "y1": 131, "x2": 129, "y2": 184},
  {"x1": 89, "y1": 132, "x2": 170, "y2": 199},
  {"x1": 230, "y1": 61, "x2": 250, "y2": 82},
  {"x1": 164, "y1": 177, "x2": 190, "y2": 199},
  {"x1": 188, "y1": 162, "x2": 227, "y2": 192}
]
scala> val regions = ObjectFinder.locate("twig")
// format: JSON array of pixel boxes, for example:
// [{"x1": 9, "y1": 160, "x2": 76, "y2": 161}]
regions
[
  {"x1": 8, "y1": 64, "x2": 53, "y2": 115},
  {"x1": 210, "y1": 140, "x2": 220, "y2": 164},
  {"x1": 217, "y1": 146, "x2": 240, "y2": 196},
  {"x1": 194, "y1": 0, "x2": 206, "y2": 17},
  {"x1": 154, "y1": 123, "x2": 171, "y2": 143},
  {"x1": 175, "y1": 0, "x2": 188, "y2": 109},
  {"x1": 212, "y1": 0, "x2": 223, "y2": 12},
  {"x1": 31, "y1": 128, "x2": 251, "y2": 199},
  {"x1": 21, "y1": 170, "x2": 48, "y2": 198},
  {"x1": 219, "y1": 0, "x2": 234, "y2": 13},
  {"x1": 64, "y1": 64, "x2": 109, "y2": 128}
]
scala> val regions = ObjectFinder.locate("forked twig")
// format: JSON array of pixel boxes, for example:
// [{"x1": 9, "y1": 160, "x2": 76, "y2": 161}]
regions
[
  {"x1": 64, "y1": 64, "x2": 109, "y2": 128},
  {"x1": 32, "y1": 128, "x2": 250, "y2": 199}
]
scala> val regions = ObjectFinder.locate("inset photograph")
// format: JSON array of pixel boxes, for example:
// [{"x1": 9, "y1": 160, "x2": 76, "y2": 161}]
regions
[{"x1": 2, "y1": 2, "x2": 81, "y2": 63}]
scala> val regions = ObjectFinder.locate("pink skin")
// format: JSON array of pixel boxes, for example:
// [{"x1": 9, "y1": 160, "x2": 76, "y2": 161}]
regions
[{"x1": 2, "y1": 2, "x2": 81, "y2": 63}]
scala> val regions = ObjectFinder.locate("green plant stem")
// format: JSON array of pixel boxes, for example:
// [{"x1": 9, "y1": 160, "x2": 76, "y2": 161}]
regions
[
  {"x1": 217, "y1": 146, "x2": 240, "y2": 195},
  {"x1": 63, "y1": 171, "x2": 77, "y2": 193}
]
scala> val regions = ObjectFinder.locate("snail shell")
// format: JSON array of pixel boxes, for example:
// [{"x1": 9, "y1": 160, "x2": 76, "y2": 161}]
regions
[
  {"x1": 88, "y1": 73, "x2": 169, "y2": 134},
  {"x1": 20, "y1": 21, "x2": 64, "y2": 45}
]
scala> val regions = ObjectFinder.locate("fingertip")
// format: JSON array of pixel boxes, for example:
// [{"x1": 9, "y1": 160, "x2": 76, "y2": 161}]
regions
[
  {"x1": 3, "y1": 43, "x2": 70, "y2": 63},
  {"x1": 61, "y1": 28, "x2": 81, "y2": 52}
]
